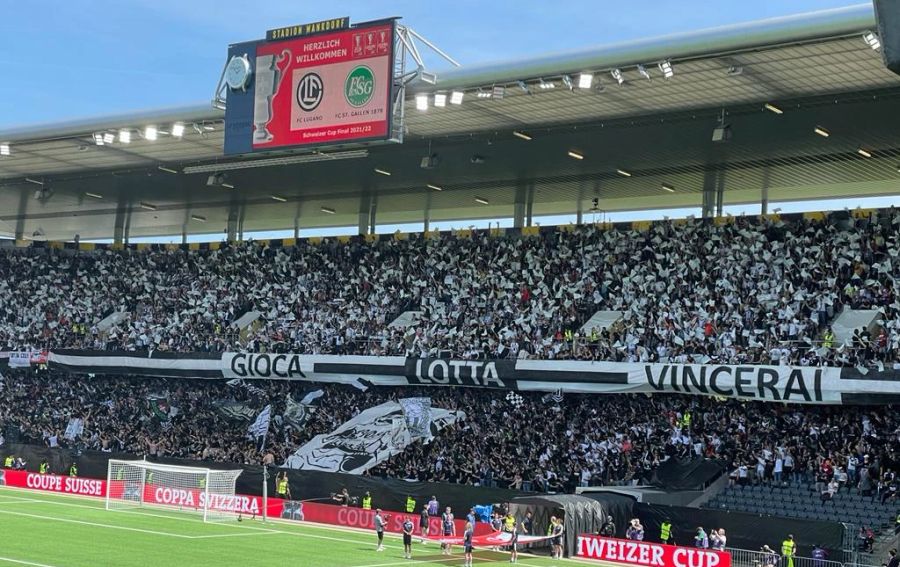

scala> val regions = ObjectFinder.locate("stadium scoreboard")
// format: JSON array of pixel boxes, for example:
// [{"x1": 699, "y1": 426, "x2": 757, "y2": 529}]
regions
[{"x1": 223, "y1": 17, "x2": 397, "y2": 155}]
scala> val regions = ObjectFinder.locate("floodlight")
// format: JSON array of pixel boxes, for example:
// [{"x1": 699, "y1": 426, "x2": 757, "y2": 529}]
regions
[
  {"x1": 578, "y1": 73, "x2": 593, "y2": 89},
  {"x1": 611, "y1": 69, "x2": 624, "y2": 85}
]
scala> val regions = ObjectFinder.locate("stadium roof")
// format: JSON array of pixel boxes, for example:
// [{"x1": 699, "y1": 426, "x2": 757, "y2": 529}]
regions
[{"x1": 1, "y1": 3, "x2": 899, "y2": 241}]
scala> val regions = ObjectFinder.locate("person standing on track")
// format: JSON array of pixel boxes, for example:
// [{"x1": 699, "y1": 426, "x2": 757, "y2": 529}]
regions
[
  {"x1": 550, "y1": 516, "x2": 565, "y2": 560},
  {"x1": 419, "y1": 504, "x2": 430, "y2": 544},
  {"x1": 441, "y1": 506, "x2": 456, "y2": 556},
  {"x1": 463, "y1": 521, "x2": 474, "y2": 567},
  {"x1": 509, "y1": 521, "x2": 520, "y2": 564},
  {"x1": 374, "y1": 509, "x2": 386, "y2": 552},
  {"x1": 402, "y1": 516, "x2": 414, "y2": 559}
]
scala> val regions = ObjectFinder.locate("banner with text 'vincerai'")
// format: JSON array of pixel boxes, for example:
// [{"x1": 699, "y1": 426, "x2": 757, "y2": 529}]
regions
[{"x1": 45, "y1": 350, "x2": 900, "y2": 405}]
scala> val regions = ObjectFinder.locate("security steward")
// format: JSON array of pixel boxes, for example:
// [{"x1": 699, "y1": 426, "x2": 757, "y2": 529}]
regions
[
  {"x1": 406, "y1": 494, "x2": 416, "y2": 513},
  {"x1": 660, "y1": 518, "x2": 674, "y2": 545},
  {"x1": 275, "y1": 472, "x2": 291, "y2": 500},
  {"x1": 782, "y1": 534, "x2": 796, "y2": 567},
  {"x1": 362, "y1": 491, "x2": 373, "y2": 510}
]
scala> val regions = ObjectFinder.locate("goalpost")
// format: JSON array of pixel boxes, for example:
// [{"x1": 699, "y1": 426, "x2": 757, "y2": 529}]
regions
[{"x1": 106, "y1": 459, "x2": 243, "y2": 523}]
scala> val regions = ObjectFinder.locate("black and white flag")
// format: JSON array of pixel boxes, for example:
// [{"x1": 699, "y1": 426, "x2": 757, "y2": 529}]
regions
[
  {"x1": 247, "y1": 404, "x2": 272, "y2": 451},
  {"x1": 227, "y1": 378, "x2": 266, "y2": 397},
  {"x1": 506, "y1": 392, "x2": 524, "y2": 408},
  {"x1": 283, "y1": 389, "x2": 324, "y2": 430}
]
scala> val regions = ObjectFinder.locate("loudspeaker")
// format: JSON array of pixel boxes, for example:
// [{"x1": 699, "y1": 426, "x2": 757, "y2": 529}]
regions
[{"x1": 874, "y1": 0, "x2": 900, "y2": 75}]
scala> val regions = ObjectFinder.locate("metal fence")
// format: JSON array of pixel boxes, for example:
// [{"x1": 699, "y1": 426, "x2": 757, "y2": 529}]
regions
[{"x1": 726, "y1": 547, "x2": 845, "y2": 567}]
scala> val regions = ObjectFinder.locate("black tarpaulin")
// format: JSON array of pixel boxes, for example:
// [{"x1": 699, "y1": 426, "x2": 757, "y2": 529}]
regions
[
  {"x1": 650, "y1": 457, "x2": 725, "y2": 490},
  {"x1": 509, "y1": 494, "x2": 632, "y2": 557}
]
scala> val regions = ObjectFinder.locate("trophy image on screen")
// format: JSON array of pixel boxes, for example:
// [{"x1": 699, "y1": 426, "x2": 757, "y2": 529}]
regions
[{"x1": 253, "y1": 49, "x2": 292, "y2": 143}]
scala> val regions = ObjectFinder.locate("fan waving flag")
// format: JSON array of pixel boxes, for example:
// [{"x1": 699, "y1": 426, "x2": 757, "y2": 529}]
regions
[{"x1": 247, "y1": 404, "x2": 272, "y2": 452}]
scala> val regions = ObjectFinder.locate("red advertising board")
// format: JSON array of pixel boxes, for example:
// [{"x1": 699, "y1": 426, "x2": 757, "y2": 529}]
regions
[
  {"x1": 249, "y1": 21, "x2": 394, "y2": 150},
  {"x1": 107, "y1": 480, "x2": 283, "y2": 518},
  {"x1": 1, "y1": 469, "x2": 106, "y2": 498},
  {"x1": 577, "y1": 535, "x2": 732, "y2": 567},
  {"x1": 1, "y1": 469, "x2": 494, "y2": 538},
  {"x1": 298, "y1": 502, "x2": 492, "y2": 537}
]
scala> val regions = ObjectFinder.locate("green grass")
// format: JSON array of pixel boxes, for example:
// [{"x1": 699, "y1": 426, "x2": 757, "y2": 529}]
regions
[{"x1": 0, "y1": 486, "x2": 594, "y2": 567}]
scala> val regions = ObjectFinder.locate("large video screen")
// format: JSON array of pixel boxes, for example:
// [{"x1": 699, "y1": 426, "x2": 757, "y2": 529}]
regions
[{"x1": 224, "y1": 20, "x2": 395, "y2": 155}]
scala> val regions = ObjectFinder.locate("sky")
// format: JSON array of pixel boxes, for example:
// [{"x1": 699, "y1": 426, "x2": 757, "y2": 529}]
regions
[{"x1": 0, "y1": 0, "x2": 864, "y2": 127}]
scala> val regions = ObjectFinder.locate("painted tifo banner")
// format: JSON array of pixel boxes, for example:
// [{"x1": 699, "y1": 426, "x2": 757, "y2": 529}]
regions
[
  {"x1": 577, "y1": 535, "x2": 731, "y2": 567},
  {"x1": 47, "y1": 350, "x2": 900, "y2": 405},
  {"x1": 283, "y1": 399, "x2": 465, "y2": 473}
]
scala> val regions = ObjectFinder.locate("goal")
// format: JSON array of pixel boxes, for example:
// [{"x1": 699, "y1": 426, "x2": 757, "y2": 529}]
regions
[{"x1": 106, "y1": 459, "x2": 243, "y2": 522}]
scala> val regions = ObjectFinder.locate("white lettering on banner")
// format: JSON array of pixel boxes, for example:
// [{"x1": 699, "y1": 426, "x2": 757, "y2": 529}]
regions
[
  {"x1": 155, "y1": 487, "x2": 196, "y2": 507},
  {"x1": 414, "y1": 359, "x2": 505, "y2": 388},
  {"x1": 64, "y1": 477, "x2": 103, "y2": 496},
  {"x1": 338, "y1": 507, "x2": 369, "y2": 528},
  {"x1": 578, "y1": 535, "x2": 730, "y2": 567},
  {"x1": 26, "y1": 473, "x2": 62, "y2": 492},
  {"x1": 150, "y1": 487, "x2": 260, "y2": 514},
  {"x1": 21, "y1": 472, "x2": 102, "y2": 496}
]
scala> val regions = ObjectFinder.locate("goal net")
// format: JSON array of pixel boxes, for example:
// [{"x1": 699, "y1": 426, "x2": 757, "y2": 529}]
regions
[{"x1": 106, "y1": 459, "x2": 243, "y2": 522}]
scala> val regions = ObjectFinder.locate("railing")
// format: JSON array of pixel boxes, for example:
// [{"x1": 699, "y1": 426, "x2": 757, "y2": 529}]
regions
[{"x1": 726, "y1": 547, "x2": 845, "y2": 567}]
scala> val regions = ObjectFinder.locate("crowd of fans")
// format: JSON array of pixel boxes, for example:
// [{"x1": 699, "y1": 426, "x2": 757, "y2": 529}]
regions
[
  {"x1": 1, "y1": 210, "x2": 900, "y2": 367},
  {"x1": 1, "y1": 371, "x2": 898, "y2": 495}
]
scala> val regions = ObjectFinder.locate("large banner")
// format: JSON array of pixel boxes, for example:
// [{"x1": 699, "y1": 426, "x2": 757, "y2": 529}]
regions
[
  {"x1": 577, "y1": 535, "x2": 731, "y2": 567},
  {"x1": 0, "y1": 350, "x2": 49, "y2": 369},
  {"x1": 283, "y1": 399, "x2": 464, "y2": 473},
  {"x1": 47, "y1": 350, "x2": 900, "y2": 405},
  {"x1": 224, "y1": 18, "x2": 395, "y2": 155}
]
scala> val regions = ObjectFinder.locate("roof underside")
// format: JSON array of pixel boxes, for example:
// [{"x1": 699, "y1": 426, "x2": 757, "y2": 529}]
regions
[{"x1": 1, "y1": 5, "x2": 899, "y2": 240}]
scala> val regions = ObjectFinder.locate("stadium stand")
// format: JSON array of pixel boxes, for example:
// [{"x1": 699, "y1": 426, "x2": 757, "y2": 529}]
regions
[
  {"x1": 2, "y1": 209, "x2": 900, "y2": 368},
  {"x1": 2, "y1": 370, "x2": 898, "y2": 499}
]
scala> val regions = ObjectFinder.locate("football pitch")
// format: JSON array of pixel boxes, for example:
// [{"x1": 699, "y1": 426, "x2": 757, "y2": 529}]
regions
[{"x1": 0, "y1": 486, "x2": 597, "y2": 567}]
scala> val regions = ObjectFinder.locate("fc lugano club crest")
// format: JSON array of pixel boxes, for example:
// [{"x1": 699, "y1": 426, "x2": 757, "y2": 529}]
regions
[{"x1": 296, "y1": 72, "x2": 323, "y2": 111}]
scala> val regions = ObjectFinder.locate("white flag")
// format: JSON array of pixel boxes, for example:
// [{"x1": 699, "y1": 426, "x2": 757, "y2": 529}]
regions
[{"x1": 247, "y1": 404, "x2": 272, "y2": 441}]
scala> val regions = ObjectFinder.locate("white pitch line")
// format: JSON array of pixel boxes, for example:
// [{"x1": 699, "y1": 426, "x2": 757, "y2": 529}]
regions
[
  {"x1": 0, "y1": 498, "x2": 42, "y2": 505},
  {"x1": 0, "y1": 556, "x2": 64, "y2": 567},
  {"x1": 0, "y1": 508, "x2": 195, "y2": 539},
  {"x1": 189, "y1": 531, "x2": 283, "y2": 539}
]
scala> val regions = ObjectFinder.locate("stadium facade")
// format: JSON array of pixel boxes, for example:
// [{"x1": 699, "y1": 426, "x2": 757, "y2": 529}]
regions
[{"x1": 0, "y1": 3, "x2": 897, "y2": 242}]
